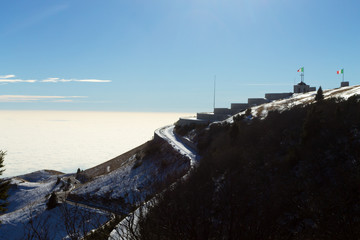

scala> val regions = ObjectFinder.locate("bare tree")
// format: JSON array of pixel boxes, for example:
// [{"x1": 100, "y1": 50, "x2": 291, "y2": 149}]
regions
[
  {"x1": 23, "y1": 205, "x2": 55, "y2": 240},
  {"x1": 60, "y1": 202, "x2": 109, "y2": 240}
]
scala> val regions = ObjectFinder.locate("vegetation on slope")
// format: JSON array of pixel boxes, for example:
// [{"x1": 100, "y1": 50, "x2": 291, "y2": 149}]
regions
[
  {"x1": 137, "y1": 95, "x2": 360, "y2": 239},
  {"x1": 0, "y1": 150, "x2": 9, "y2": 214}
]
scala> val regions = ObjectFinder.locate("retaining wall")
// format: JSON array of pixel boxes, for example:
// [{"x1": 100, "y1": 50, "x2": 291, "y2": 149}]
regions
[
  {"x1": 176, "y1": 118, "x2": 207, "y2": 126},
  {"x1": 197, "y1": 112, "x2": 230, "y2": 121}
]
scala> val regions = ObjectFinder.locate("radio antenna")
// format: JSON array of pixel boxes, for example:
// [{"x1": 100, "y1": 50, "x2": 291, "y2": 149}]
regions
[{"x1": 213, "y1": 75, "x2": 216, "y2": 109}]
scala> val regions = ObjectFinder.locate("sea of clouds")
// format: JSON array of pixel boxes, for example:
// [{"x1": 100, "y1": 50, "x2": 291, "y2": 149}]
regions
[{"x1": 0, "y1": 111, "x2": 192, "y2": 177}]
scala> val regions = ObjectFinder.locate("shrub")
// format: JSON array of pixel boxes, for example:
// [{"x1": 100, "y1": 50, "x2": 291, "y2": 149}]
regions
[{"x1": 144, "y1": 140, "x2": 162, "y2": 156}]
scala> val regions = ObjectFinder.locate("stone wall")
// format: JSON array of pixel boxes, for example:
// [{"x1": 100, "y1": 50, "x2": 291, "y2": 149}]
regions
[
  {"x1": 265, "y1": 93, "x2": 293, "y2": 101},
  {"x1": 248, "y1": 98, "x2": 269, "y2": 106},
  {"x1": 214, "y1": 108, "x2": 232, "y2": 114},
  {"x1": 231, "y1": 103, "x2": 249, "y2": 110},
  {"x1": 230, "y1": 103, "x2": 249, "y2": 115},
  {"x1": 177, "y1": 118, "x2": 207, "y2": 126},
  {"x1": 197, "y1": 112, "x2": 230, "y2": 122}
]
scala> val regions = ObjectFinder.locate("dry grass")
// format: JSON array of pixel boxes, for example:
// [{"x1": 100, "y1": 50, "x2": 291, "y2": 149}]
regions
[{"x1": 256, "y1": 106, "x2": 265, "y2": 117}]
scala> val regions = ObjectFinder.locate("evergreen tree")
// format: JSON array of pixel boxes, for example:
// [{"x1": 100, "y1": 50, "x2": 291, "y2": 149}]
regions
[
  {"x1": 47, "y1": 192, "x2": 58, "y2": 210},
  {"x1": 0, "y1": 150, "x2": 10, "y2": 213},
  {"x1": 315, "y1": 86, "x2": 324, "y2": 102}
]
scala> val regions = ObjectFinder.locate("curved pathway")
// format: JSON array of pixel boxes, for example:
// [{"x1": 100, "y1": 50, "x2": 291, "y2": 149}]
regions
[{"x1": 155, "y1": 125, "x2": 199, "y2": 167}]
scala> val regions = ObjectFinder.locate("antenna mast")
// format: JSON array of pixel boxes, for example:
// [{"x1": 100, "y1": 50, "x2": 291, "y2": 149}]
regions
[{"x1": 213, "y1": 75, "x2": 216, "y2": 110}]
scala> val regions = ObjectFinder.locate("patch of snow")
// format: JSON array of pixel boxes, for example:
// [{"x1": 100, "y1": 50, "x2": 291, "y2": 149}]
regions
[
  {"x1": 72, "y1": 146, "x2": 189, "y2": 212},
  {"x1": 5, "y1": 172, "x2": 62, "y2": 213},
  {"x1": 0, "y1": 201, "x2": 109, "y2": 240},
  {"x1": 17, "y1": 170, "x2": 61, "y2": 183}
]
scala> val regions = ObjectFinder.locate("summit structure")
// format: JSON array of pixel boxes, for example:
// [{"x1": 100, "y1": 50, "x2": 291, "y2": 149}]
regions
[
  {"x1": 178, "y1": 79, "x2": 349, "y2": 126},
  {"x1": 294, "y1": 81, "x2": 316, "y2": 93}
]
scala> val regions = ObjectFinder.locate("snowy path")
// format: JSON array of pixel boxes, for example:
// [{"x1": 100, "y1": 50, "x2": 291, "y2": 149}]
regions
[{"x1": 155, "y1": 125, "x2": 199, "y2": 167}]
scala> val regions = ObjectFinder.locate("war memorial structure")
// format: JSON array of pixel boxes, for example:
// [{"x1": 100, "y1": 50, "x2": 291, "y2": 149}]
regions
[{"x1": 177, "y1": 80, "x2": 349, "y2": 126}]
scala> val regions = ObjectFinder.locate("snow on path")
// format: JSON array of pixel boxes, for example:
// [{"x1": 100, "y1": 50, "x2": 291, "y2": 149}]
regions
[{"x1": 155, "y1": 125, "x2": 199, "y2": 167}]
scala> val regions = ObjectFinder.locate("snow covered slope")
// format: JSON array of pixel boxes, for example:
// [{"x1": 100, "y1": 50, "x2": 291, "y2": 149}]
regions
[
  {"x1": 70, "y1": 139, "x2": 190, "y2": 214},
  {"x1": 228, "y1": 85, "x2": 360, "y2": 122},
  {"x1": 0, "y1": 170, "x2": 110, "y2": 240},
  {"x1": 4, "y1": 170, "x2": 62, "y2": 213}
]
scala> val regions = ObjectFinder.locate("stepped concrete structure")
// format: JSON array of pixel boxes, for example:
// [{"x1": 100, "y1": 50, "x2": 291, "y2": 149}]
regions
[
  {"x1": 177, "y1": 81, "x2": 320, "y2": 126},
  {"x1": 265, "y1": 92, "x2": 293, "y2": 101},
  {"x1": 230, "y1": 103, "x2": 250, "y2": 115}
]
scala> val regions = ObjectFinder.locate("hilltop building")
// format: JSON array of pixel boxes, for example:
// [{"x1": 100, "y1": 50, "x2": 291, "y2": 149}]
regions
[
  {"x1": 341, "y1": 81, "x2": 349, "y2": 87},
  {"x1": 294, "y1": 81, "x2": 316, "y2": 93}
]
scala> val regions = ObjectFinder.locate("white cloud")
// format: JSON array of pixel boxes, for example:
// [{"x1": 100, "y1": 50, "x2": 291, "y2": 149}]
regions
[
  {"x1": 73, "y1": 79, "x2": 112, "y2": 83},
  {"x1": 0, "y1": 75, "x2": 16, "y2": 79},
  {"x1": 0, "y1": 95, "x2": 86, "y2": 102},
  {"x1": 42, "y1": 78, "x2": 60, "y2": 83},
  {"x1": 41, "y1": 78, "x2": 111, "y2": 83},
  {"x1": 0, "y1": 79, "x2": 37, "y2": 83},
  {"x1": 0, "y1": 74, "x2": 111, "y2": 83}
]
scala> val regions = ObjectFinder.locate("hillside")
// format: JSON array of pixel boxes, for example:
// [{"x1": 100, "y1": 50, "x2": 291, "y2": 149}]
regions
[
  {"x1": 0, "y1": 170, "x2": 110, "y2": 240},
  {"x1": 2, "y1": 85, "x2": 360, "y2": 239},
  {"x1": 0, "y1": 139, "x2": 190, "y2": 239},
  {"x1": 69, "y1": 139, "x2": 189, "y2": 215},
  {"x1": 133, "y1": 88, "x2": 360, "y2": 239},
  {"x1": 231, "y1": 85, "x2": 360, "y2": 120}
]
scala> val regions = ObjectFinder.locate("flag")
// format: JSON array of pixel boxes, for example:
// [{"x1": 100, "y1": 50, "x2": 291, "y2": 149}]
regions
[
  {"x1": 337, "y1": 69, "x2": 344, "y2": 74},
  {"x1": 297, "y1": 67, "x2": 304, "y2": 72}
]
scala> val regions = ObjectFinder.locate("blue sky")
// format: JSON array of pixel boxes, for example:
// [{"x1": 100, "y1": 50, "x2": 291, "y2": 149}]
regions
[{"x1": 1, "y1": 0, "x2": 359, "y2": 112}]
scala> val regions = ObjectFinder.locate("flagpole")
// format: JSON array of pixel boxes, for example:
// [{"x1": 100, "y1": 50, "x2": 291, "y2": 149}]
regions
[
  {"x1": 303, "y1": 67, "x2": 304, "y2": 82},
  {"x1": 301, "y1": 67, "x2": 304, "y2": 82},
  {"x1": 343, "y1": 68, "x2": 344, "y2": 82}
]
